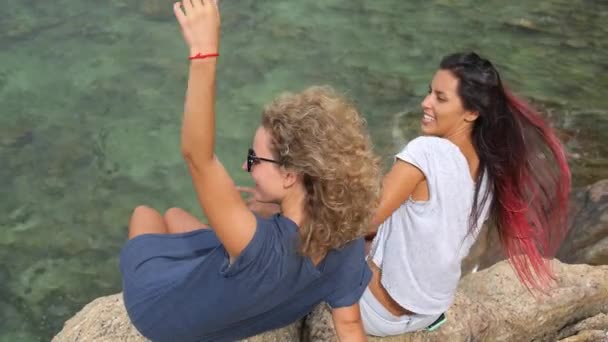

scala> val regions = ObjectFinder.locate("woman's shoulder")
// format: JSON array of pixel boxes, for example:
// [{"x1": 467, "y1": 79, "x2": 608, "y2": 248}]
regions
[
  {"x1": 397, "y1": 136, "x2": 471, "y2": 184},
  {"x1": 398, "y1": 136, "x2": 461, "y2": 163},
  {"x1": 266, "y1": 214, "x2": 298, "y2": 231},
  {"x1": 324, "y1": 238, "x2": 366, "y2": 269},
  {"x1": 404, "y1": 136, "x2": 459, "y2": 152},
  {"x1": 334, "y1": 238, "x2": 365, "y2": 255},
  {"x1": 255, "y1": 214, "x2": 299, "y2": 243}
]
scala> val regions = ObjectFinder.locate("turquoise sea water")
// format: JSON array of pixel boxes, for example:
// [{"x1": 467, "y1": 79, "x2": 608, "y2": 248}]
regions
[{"x1": 0, "y1": 0, "x2": 606, "y2": 340}]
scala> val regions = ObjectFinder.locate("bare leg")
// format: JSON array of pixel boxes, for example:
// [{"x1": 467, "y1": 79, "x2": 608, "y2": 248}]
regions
[
  {"x1": 164, "y1": 207, "x2": 209, "y2": 234},
  {"x1": 128, "y1": 205, "x2": 168, "y2": 239}
]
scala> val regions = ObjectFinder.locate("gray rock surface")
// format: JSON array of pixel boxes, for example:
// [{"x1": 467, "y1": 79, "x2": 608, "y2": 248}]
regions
[
  {"x1": 53, "y1": 260, "x2": 608, "y2": 342},
  {"x1": 51, "y1": 294, "x2": 300, "y2": 342},
  {"x1": 306, "y1": 260, "x2": 608, "y2": 342},
  {"x1": 557, "y1": 313, "x2": 608, "y2": 341},
  {"x1": 558, "y1": 179, "x2": 608, "y2": 266},
  {"x1": 463, "y1": 179, "x2": 608, "y2": 275}
]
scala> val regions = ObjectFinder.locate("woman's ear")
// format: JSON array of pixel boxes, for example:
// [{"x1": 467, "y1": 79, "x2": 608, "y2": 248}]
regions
[
  {"x1": 464, "y1": 110, "x2": 479, "y2": 123},
  {"x1": 282, "y1": 168, "x2": 299, "y2": 189}
]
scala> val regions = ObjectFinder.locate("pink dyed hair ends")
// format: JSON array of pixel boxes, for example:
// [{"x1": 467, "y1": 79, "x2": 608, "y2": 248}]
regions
[{"x1": 498, "y1": 88, "x2": 571, "y2": 292}]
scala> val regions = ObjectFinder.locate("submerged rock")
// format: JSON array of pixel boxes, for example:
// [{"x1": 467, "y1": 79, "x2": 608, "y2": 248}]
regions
[
  {"x1": 53, "y1": 260, "x2": 608, "y2": 342},
  {"x1": 139, "y1": 0, "x2": 175, "y2": 20}
]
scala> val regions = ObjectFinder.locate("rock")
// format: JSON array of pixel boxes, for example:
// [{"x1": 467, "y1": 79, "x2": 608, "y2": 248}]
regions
[
  {"x1": 558, "y1": 179, "x2": 608, "y2": 265},
  {"x1": 464, "y1": 179, "x2": 608, "y2": 275},
  {"x1": 460, "y1": 222, "x2": 503, "y2": 275},
  {"x1": 305, "y1": 260, "x2": 608, "y2": 342},
  {"x1": 557, "y1": 313, "x2": 608, "y2": 340},
  {"x1": 53, "y1": 260, "x2": 608, "y2": 342},
  {"x1": 139, "y1": 0, "x2": 175, "y2": 20},
  {"x1": 51, "y1": 295, "x2": 144, "y2": 342},
  {"x1": 502, "y1": 18, "x2": 550, "y2": 34},
  {"x1": 51, "y1": 294, "x2": 301, "y2": 342},
  {"x1": 558, "y1": 330, "x2": 608, "y2": 342},
  {"x1": 301, "y1": 303, "x2": 335, "y2": 342}
]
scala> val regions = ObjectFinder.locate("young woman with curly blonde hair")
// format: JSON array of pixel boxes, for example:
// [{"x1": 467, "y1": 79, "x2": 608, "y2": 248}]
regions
[{"x1": 119, "y1": 1, "x2": 380, "y2": 341}]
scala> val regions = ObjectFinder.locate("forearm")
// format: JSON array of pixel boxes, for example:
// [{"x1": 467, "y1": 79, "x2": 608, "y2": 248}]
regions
[
  {"x1": 181, "y1": 59, "x2": 217, "y2": 164},
  {"x1": 364, "y1": 209, "x2": 384, "y2": 241},
  {"x1": 335, "y1": 321, "x2": 367, "y2": 342},
  {"x1": 332, "y1": 305, "x2": 368, "y2": 342}
]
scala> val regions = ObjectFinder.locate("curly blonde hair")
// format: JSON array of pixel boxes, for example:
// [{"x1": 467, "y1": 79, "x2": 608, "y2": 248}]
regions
[{"x1": 261, "y1": 86, "x2": 381, "y2": 259}]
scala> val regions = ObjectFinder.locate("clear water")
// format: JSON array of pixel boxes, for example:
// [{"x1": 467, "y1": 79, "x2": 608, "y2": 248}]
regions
[{"x1": 0, "y1": 0, "x2": 606, "y2": 340}]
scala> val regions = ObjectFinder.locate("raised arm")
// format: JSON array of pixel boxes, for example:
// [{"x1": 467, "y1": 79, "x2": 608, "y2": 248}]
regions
[
  {"x1": 366, "y1": 160, "x2": 425, "y2": 238},
  {"x1": 174, "y1": 0, "x2": 256, "y2": 260}
]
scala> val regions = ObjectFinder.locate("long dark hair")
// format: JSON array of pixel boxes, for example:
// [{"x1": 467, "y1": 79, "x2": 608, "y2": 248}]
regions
[{"x1": 440, "y1": 52, "x2": 571, "y2": 290}]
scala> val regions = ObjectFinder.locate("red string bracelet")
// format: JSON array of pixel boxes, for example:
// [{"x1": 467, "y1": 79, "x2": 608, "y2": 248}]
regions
[{"x1": 189, "y1": 52, "x2": 219, "y2": 60}]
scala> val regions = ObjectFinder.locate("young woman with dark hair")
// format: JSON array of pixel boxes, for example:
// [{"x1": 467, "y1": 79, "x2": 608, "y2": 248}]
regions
[{"x1": 361, "y1": 52, "x2": 571, "y2": 336}]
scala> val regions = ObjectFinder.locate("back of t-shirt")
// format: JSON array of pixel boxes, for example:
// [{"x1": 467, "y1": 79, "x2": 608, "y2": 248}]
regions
[
  {"x1": 190, "y1": 214, "x2": 372, "y2": 342},
  {"x1": 370, "y1": 136, "x2": 491, "y2": 315}
]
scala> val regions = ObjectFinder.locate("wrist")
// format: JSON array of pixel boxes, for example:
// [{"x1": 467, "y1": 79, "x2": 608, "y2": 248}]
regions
[
  {"x1": 189, "y1": 46, "x2": 218, "y2": 55},
  {"x1": 189, "y1": 58, "x2": 217, "y2": 69},
  {"x1": 189, "y1": 52, "x2": 219, "y2": 61}
]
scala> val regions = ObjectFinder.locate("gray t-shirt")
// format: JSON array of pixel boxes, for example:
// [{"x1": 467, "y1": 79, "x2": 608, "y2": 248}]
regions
[{"x1": 369, "y1": 136, "x2": 491, "y2": 314}]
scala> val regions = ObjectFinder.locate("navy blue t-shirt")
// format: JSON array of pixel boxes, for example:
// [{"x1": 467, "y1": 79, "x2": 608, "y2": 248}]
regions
[{"x1": 120, "y1": 214, "x2": 371, "y2": 342}]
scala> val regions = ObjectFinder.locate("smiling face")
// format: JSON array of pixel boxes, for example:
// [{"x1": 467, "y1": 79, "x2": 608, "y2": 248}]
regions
[
  {"x1": 420, "y1": 69, "x2": 479, "y2": 138},
  {"x1": 241, "y1": 127, "x2": 290, "y2": 203}
]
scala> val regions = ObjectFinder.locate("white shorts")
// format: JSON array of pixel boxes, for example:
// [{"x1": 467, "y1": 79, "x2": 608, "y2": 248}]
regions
[{"x1": 359, "y1": 287, "x2": 441, "y2": 337}]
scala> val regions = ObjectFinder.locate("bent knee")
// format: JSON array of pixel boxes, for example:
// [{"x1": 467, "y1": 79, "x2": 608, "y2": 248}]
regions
[
  {"x1": 163, "y1": 207, "x2": 186, "y2": 221},
  {"x1": 128, "y1": 205, "x2": 166, "y2": 239},
  {"x1": 132, "y1": 205, "x2": 157, "y2": 216},
  {"x1": 163, "y1": 207, "x2": 209, "y2": 233}
]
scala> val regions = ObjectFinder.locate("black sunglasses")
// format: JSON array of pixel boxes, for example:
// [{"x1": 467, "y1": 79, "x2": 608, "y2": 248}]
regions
[{"x1": 247, "y1": 148, "x2": 280, "y2": 172}]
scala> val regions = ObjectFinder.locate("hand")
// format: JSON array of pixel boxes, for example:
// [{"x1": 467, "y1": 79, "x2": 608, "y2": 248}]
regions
[
  {"x1": 173, "y1": 0, "x2": 220, "y2": 56},
  {"x1": 237, "y1": 186, "x2": 282, "y2": 218}
]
